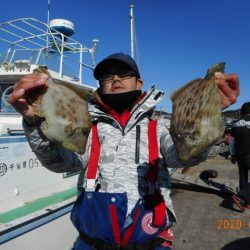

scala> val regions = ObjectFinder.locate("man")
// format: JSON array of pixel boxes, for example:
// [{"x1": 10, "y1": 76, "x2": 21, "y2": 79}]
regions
[
  {"x1": 8, "y1": 53, "x2": 239, "y2": 249},
  {"x1": 230, "y1": 102, "x2": 250, "y2": 212}
]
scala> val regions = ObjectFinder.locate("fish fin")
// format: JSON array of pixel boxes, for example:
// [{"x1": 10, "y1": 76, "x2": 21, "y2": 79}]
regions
[
  {"x1": 59, "y1": 81, "x2": 93, "y2": 101},
  {"x1": 34, "y1": 66, "x2": 93, "y2": 101},
  {"x1": 170, "y1": 78, "x2": 202, "y2": 101},
  {"x1": 171, "y1": 62, "x2": 225, "y2": 101},
  {"x1": 205, "y1": 62, "x2": 225, "y2": 78},
  {"x1": 33, "y1": 66, "x2": 51, "y2": 77}
]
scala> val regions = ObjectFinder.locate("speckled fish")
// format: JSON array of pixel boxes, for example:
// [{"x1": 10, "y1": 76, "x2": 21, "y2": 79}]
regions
[
  {"x1": 169, "y1": 62, "x2": 225, "y2": 161},
  {"x1": 31, "y1": 67, "x2": 92, "y2": 153}
]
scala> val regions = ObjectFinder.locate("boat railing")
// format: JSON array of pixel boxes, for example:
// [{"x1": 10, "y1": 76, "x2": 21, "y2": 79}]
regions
[
  {"x1": 0, "y1": 17, "x2": 99, "y2": 84},
  {"x1": 0, "y1": 48, "x2": 82, "y2": 81}
]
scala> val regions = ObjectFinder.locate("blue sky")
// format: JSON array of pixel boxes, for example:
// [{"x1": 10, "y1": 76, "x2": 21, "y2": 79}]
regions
[{"x1": 0, "y1": 0, "x2": 249, "y2": 113}]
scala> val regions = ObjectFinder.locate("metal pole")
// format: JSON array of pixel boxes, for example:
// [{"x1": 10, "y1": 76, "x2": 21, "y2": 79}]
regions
[
  {"x1": 129, "y1": 2, "x2": 134, "y2": 59},
  {"x1": 59, "y1": 34, "x2": 64, "y2": 78},
  {"x1": 79, "y1": 45, "x2": 83, "y2": 83},
  {"x1": 46, "y1": 0, "x2": 50, "y2": 48},
  {"x1": 47, "y1": 0, "x2": 50, "y2": 26}
]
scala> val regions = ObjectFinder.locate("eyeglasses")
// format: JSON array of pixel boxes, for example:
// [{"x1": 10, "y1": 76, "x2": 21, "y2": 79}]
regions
[{"x1": 99, "y1": 71, "x2": 136, "y2": 84}]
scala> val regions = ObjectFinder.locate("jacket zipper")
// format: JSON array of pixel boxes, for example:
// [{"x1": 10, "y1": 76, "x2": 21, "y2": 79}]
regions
[{"x1": 135, "y1": 125, "x2": 141, "y2": 164}]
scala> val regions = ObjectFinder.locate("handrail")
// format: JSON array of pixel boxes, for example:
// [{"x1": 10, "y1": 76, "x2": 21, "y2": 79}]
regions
[
  {"x1": 0, "y1": 18, "x2": 89, "y2": 51},
  {"x1": 7, "y1": 129, "x2": 25, "y2": 136},
  {"x1": 0, "y1": 17, "x2": 99, "y2": 83}
]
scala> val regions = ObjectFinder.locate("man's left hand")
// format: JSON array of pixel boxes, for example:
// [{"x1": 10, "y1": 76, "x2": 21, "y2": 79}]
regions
[{"x1": 214, "y1": 72, "x2": 240, "y2": 110}]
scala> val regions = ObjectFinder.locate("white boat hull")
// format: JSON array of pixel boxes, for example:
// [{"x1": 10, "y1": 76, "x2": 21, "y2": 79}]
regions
[{"x1": 0, "y1": 17, "x2": 97, "y2": 248}]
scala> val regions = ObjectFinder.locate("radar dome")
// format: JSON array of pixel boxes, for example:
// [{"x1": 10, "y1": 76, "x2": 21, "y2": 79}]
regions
[{"x1": 49, "y1": 19, "x2": 75, "y2": 37}]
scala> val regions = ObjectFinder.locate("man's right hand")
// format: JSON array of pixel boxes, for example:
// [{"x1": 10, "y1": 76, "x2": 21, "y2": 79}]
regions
[{"x1": 8, "y1": 73, "x2": 48, "y2": 125}]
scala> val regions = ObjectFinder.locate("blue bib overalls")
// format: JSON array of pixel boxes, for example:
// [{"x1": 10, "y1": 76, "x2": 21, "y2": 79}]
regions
[{"x1": 71, "y1": 121, "x2": 173, "y2": 249}]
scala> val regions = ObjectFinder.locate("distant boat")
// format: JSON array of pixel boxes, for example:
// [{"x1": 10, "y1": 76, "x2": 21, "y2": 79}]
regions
[{"x1": 0, "y1": 17, "x2": 98, "y2": 249}]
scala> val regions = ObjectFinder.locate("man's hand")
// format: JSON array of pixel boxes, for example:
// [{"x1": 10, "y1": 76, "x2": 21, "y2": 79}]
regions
[
  {"x1": 214, "y1": 72, "x2": 239, "y2": 110},
  {"x1": 8, "y1": 73, "x2": 48, "y2": 124}
]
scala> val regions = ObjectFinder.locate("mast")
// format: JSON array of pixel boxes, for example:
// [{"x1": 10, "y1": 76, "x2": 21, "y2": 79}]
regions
[
  {"x1": 46, "y1": 0, "x2": 51, "y2": 48},
  {"x1": 129, "y1": 2, "x2": 135, "y2": 59}
]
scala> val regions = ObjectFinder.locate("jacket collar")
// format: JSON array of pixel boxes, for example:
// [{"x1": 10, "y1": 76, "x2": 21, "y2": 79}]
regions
[{"x1": 88, "y1": 85, "x2": 165, "y2": 128}]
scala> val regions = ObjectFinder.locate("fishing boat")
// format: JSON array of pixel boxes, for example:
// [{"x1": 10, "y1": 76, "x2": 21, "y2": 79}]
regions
[{"x1": 0, "y1": 17, "x2": 98, "y2": 249}]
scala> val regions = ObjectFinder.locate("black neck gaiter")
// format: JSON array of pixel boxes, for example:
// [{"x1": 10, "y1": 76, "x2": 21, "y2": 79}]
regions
[{"x1": 100, "y1": 90, "x2": 142, "y2": 114}]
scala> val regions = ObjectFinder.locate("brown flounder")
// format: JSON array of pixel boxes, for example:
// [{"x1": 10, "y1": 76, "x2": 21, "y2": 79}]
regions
[
  {"x1": 31, "y1": 67, "x2": 92, "y2": 153},
  {"x1": 169, "y1": 62, "x2": 226, "y2": 161}
]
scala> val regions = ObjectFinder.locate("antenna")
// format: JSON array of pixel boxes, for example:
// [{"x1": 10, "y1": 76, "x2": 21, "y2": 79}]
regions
[{"x1": 129, "y1": 2, "x2": 134, "y2": 59}]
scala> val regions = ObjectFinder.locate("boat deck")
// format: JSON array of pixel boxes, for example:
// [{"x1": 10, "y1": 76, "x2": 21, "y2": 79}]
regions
[{"x1": 0, "y1": 187, "x2": 78, "y2": 249}]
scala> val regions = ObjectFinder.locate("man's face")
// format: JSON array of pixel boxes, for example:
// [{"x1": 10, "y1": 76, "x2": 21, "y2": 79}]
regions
[{"x1": 99, "y1": 64, "x2": 142, "y2": 94}]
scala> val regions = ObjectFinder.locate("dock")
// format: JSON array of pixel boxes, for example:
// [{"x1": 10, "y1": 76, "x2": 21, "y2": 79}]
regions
[{"x1": 171, "y1": 155, "x2": 250, "y2": 250}]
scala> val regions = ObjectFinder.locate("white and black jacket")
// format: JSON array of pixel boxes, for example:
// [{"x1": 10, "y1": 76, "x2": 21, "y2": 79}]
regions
[{"x1": 23, "y1": 86, "x2": 208, "y2": 220}]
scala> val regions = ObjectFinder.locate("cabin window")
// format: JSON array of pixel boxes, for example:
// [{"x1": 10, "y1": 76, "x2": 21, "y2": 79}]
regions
[{"x1": 0, "y1": 84, "x2": 17, "y2": 113}]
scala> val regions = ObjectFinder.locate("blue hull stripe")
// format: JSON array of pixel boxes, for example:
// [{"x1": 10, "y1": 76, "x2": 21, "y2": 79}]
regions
[{"x1": 0, "y1": 137, "x2": 28, "y2": 144}]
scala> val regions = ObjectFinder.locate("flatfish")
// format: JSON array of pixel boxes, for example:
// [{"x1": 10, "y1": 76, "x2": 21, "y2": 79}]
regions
[
  {"x1": 169, "y1": 62, "x2": 225, "y2": 161},
  {"x1": 31, "y1": 67, "x2": 92, "y2": 153}
]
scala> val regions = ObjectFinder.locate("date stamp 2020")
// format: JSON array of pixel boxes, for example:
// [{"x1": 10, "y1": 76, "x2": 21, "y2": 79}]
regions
[{"x1": 216, "y1": 219, "x2": 250, "y2": 230}]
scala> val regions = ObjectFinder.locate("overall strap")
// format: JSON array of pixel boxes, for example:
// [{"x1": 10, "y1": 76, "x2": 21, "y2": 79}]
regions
[
  {"x1": 146, "y1": 119, "x2": 166, "y2": 227},
  {"x1": 146, "y1": 119, "x2": 159, "y2": 183},
  {"x1": 85, "y1": 119, "x2": 161, "y2": 192},
  {"x1": 86, "y1": 123, "x2": 101, "y2": 190}
]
